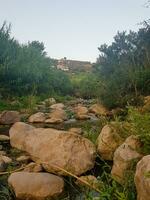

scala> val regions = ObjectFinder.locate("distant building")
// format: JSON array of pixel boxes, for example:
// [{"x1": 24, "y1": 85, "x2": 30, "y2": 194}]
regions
[
  {"x1": 57, "y1": 58, "x2": 69, "y2": 71},
  {"x1": 56, "y1": 57, "x2": 92, "y2": 72}
]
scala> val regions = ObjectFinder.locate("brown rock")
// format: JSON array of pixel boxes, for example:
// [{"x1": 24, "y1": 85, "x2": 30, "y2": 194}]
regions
[
  {"x1": 45, "y1": 109, "x2": 67, "y2": 124},
  {"x1": 28, "y1": 112, "x2": 46, "y2": 123},
  {"x1": 24, "y1": 162, "x2": 43, "y2": 172},
  {"x1": 135, "y1": 155, "x2": 150, "y2": 200},
  {"x1": 97, "y1": 124, "x2": 124, "y2": 160},
  {"x1": 50, "y1": 103, "x2": 65, "y2": 110},
  {"x1": 89, "y1": 104, "x2": 108, "y2": 116},
  {"x1": 68, "y1": 128, "x2": 82, "y2": 135},
  {"x1": 45, "y1": 98, "x2": 56, "y2": 105},
  {"x1": 0, "y1": 135, "x2": 10, "y2": 142},
  {"x1": 0, "y1": 111, "x2": 20, "y2": 125},
  {"x1": 8, "y1": 172, "x2": 64, "y2": 200},
  {"x1": 75, "y1": 105, "x2": 90, "y2": 120},
  {"x1": 0, "y1": 151, "x2": 7, "y2": 156},
  {"x1": 9, "y1": 122, "x2": 34, "y2": 150},
  {"x1": 16, "y1": 155, "x2": 30, "y2": 163},
  {"x1": 1, "y1": 156, "x2": 12, "y2": 164},
  {"x1": 111, "y1": 135, "x2": 142, "y2": 183},
  {"x1": 45, "y1": 118, "x2": 63, "y2": 124},
  {"x1": 9, "y1": 122, "x2": 96, "y2": 176}
]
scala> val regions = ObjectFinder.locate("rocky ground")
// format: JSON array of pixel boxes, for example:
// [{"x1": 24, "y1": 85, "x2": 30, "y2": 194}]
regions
[{"x1": 0, "y1": 97, "x2": 150, "y2": 200}]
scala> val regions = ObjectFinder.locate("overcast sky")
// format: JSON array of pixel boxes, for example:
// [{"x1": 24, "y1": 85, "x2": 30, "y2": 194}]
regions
[{"x1": 0, "y1": 0, "x2": 149, "y2": 62}]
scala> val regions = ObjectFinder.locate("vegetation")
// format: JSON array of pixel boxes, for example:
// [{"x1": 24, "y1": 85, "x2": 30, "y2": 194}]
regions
[
  {"x1": 93, "y1": 21, "x2": 150, "y2": 108},
  {"x1": 0, "y1": 22, "x2": 72, "y2": 99},
  {"x1": 127, "y1": 107, "x2": 150, "y2": 154}
]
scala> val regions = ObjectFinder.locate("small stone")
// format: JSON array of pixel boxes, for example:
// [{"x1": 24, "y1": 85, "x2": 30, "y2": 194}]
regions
[
  {"x1": 0, "y1": 151, "x2": 6, "y2": 156},
  {"x1": 89, "y1": 104, "x2": 109, "y2": 116},
  {"x1": 23, "y1": 162, "x2": 43, "y2": 172},
  {"x1": 50, "y1": 103, "x2": 65, "y2": 110},
  {"x1": 16, "y1": 155, "x2": 30, "y2": 163},
  {"x1": 28, "y1": 112, "x2": 46, "y2": 123},
  {"x1": 69, "y1": 128, "x2": 82, "y2": 135},
  {"x1": 0, "y1": 135, "x2": 10, "y2": 141},
  {"x1": 0, "y1": 111, "x2": 20, "y2": 125},
  {"x1": 1, "y1": 156, "x2": 12, "y2": 164}
]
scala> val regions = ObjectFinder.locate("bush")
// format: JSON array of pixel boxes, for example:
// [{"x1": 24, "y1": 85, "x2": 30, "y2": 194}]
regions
[{"x1": 127, "y1": 107, "x2": 150, "y2": 154}]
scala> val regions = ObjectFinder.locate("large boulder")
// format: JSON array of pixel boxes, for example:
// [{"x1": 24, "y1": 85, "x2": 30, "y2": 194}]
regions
[
  {"x1": 89, "y1": 104, "x2": 108, "y2": 116},
  {"x1": 9, "y1": 122, "x2": 34, "y2": 150},
  {"x1": 97, "y1": 124, "x2": 124, "y2": 160},
  {"x1": 9, "y1": 122, "x2": 96, "y2": 176},
  {"x1": 45, "y1": 109, "x2": 67, "y2": 124},
  {"x1": 8, "y1": 172, "x2": 64, "y2": 200},
  {"x1": 0, "y1": 111, "x2": 20, "y2": 125},
  {"x1": 75, "y1": 105, "x2": 90, "y2": 120},
  {"x1": 28, "y1": 112, "x2": 46, "y2": 123},
  {"x1": 111, "y1": 135, "x2": 142, "y2": 183},
  {"x1": 135, "y1": 155, "x2": 150, "y2": 200}
]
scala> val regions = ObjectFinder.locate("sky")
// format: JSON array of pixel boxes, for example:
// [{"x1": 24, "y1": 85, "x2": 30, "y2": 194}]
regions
[{"x1": 0, "y1": 0, "x2": 149, "y2": 62}]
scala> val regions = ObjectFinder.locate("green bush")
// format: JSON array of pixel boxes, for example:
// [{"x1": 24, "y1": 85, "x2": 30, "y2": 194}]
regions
[{"x1": 127, "y1": 107, "x2": 150, "y2": 154}]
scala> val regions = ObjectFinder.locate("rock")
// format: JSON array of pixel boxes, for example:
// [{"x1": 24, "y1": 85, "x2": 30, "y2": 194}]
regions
[
  {"x1": 50, "y1": 103, "x2": 65, "y2": 110},
  {"x1": 0, "y1": 111, "x2": 20, "y2": 125},
  {"x1": 134, "y1": 155, "x2": 150, "y2": 200},
  {"x1": 75, "y1": 105, "x2": 90, "y2": 120},
  {"x1": 64, "y1": 119, "x2": 77, "y2": 124},
  {"x1": 0, "y1": 158, "x2": 6, "y2": 172},
  {"x1": 8, "y1": 172, "x2": 64, "y2": 200},
  {"x1": 45, "y1": 118, "x2": 63, "y2": 124},
  {"x1": 89, "y1": 104, "x2": 108, "y2": 116},
  {"x1": 23, "y1": 162, "x2": 43, "y2": 172},
  {"x1": 9, "y1": 122, "x2": 34, "y2": 150},
  {"x1": 97, "y1": 124, "x2": 124, "y2": 160},
  {"x1": 10, "y1": 122, "x2": 96, "y2": 176},
  {"x1": 28, "y1": 112, "x2": 46, "y2": 123},
  {"x1": 68, "y1": 128, "x2": 82, "y2": 135},
  {"x1": 0, "y1": 135, "x2": 10, "y2": 142},
  {"x1": 111, "y1": 135, "x2": 142, "y2": 183},
  {"x1": 75, "y1": 175, "x2": 99, "y2": 189},
  {"x1": 0, "y1": 151, "x2": 6, "y2": 156},
  {"x1": 1, "y1": 156, "x2": 12, "y2": 164},
  {"x1": 16, "y1": 155, "x2": 30, "y2": 163},
  {"x1": 45, "y1": 109, "x2": 67, "y2": 124},
  {"x1": 45, "y1": 98, "x2": 56, "y2": 105}
]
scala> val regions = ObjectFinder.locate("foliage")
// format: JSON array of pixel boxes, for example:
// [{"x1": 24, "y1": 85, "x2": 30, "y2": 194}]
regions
[
  {"x1": 94, "y1": 22, "x2": 150, "y2": 108},
  {"x1": 127, "y1": 107, "x2": 150, "y2": 154},
  {"x1": 71, "y1": 72, "x2": 100, "y2": 99},
  {"x1": 0, "y1": 22, "x2": 72, "y2": 98}
]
